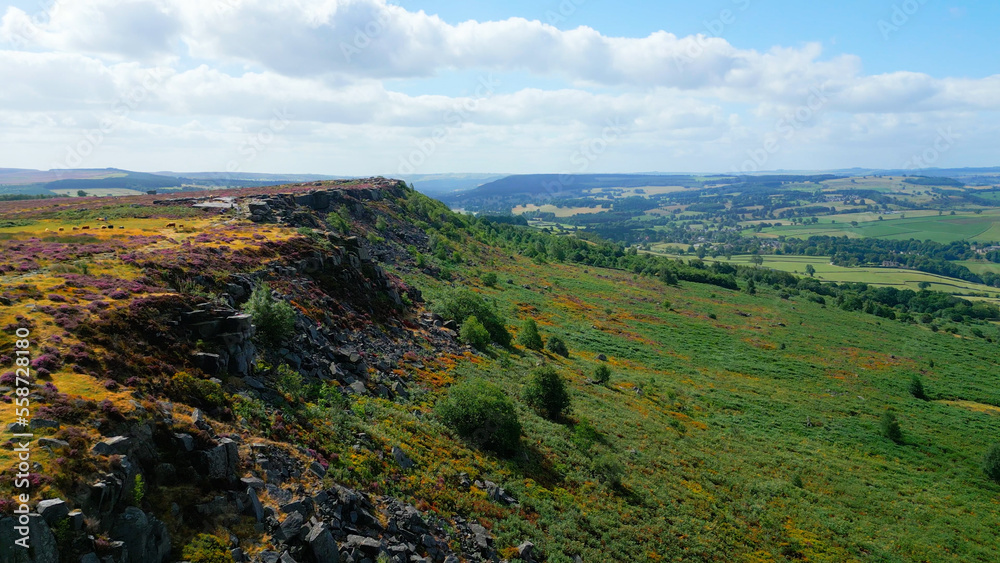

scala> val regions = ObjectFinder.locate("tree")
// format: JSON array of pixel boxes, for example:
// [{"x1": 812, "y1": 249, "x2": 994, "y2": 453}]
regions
[
  {"x1": 982, "y1": 444, "x2": 1000, "y2": 483},
  {"x1": 436, "y1": 378, "x2": 521, "y2": 456},
  {"x1": 805, "y1": 264, "x2": 816, "y2": 277},
  {"x1": 433, "y1": 288, "x2": 511, "y2": 347},
  {"x1": 518, "y1": 319, "x2": 544, "y2": 351},
  {"x1": 750, "y1": 253, "x2": 764, "y2": 266},
  {"x1": 659, "y1": 267, "x2": 678, "y2": 286},
  {"x1": 460, "y1": 315, "x2": 491, "y2": 352},
  {"x1": 546, "y1": 336, "x2": 569, "y2": 358},
  {"x1": 242, "y1": 284, "x2": 296, "y2": 347},
  {"x1": 524, "y1": 366, "x2": 571, "y2": 419},
  {"x1": 77, "y1": 190, "x2": 88, "y2": 197},
  {"x1": 881, "y1": 409, "x2": 904, "y2": 444},
  {"x1": 594, "y1": 365, "x2": 611, "y2": 385},
  {"x1": 908, "y1": 375, "x2": 927, "y2": 400},
  {"x1": 918, "y1": 281, "x2": 931, "y2": 290},
  {"x1": 745, "y1": 279, "x2": 757, "y2": 295}
]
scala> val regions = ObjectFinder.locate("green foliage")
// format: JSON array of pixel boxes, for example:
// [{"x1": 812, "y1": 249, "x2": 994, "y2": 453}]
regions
[
  {"x1": 233, "y1": 396, "x2": 271, "y2": 433},
  {"x1": 182, "y1": 534, "x2": 235, "y2": 563},
  {"x1": 881, "y1": 409, "x2": 904, "y2": 444},
  {"x1": 242, "y1": 284, "x2": 296, "y2": 348},
  {"x1": 572, "y1": 419, "x2": 601, "y2": 451},
  {"x1": 546, "y1": 335, "x2": 569, "y2": 357},
  {"x1": 275, "y1": 363, "x2": 304, "y2": 397},
  {"x1": 460, "y1": 315, "x2": 492, "y2": 352},
  {"x1": 170, "y1": 372, "x2": 228, "y2": 409},
  {"x1": 131, "y1": 474, "x2": 145, "y2": 506},
  {"x1": 524, "y1": 366, "x2": 571, "y2": 419},
  {"x1": 437, "y1": 378, "x2": 521, "y2": 456},
  {"x1": 594, "y1": 364, "x2": 612, "y2": 385},
  {"x1": 432, "y1": 288, "x2": 511, "y2": 347},
  {"x1": 908, "y1": 376, "x2": 927, "y2": 400},
  {"x1": 591, "y1": 453, "x2": 624, "y2": 489},
  {"x1": 518, "y1": 319, "x2": 544, "y2": 351},
  {"x1": 481, "y1": 272, "x2": 498, "y2": 287},
  {"x1": 982, "y1": 444, "x2": 1000, "y2": 483}
]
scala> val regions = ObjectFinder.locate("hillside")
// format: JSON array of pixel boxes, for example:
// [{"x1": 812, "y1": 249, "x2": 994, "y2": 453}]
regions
[{"x1": 1, "y1": 181, "x2": 1000, "y2": 562}]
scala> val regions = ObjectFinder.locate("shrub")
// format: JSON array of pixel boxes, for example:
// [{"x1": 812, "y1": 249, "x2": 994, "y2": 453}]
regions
[
  {"x1": 524, "y1": 366, "x2": 570, "y2": 419},
  {"x1": 436, "y1": 378, "x2": 521, "y2": 456},
  {"x1": 131, "y1": 474, "x2": 145, "y2": 505},
  {"x1": 433, "y1": 288, "x2": 510, "y2": 347},
  {"x1": 881, "y1": 409, "x2": 903, "y2": 444},
  {"x1": 460, "y1": 315, "x2": 492, "y2": 352},
  {"x1": 546, "y1": 336, "x2": 569, "y2": 358},
  {"x1": 594, "y1": 365, "x2": 611, "y2": 385},
  {"x1": 170, "y1": 372, "x2": 228, "y2": 409},
  {"x1": 182, "y1": 534, "x2": 235, "y2": 563},
  {"x1": 242, "y1": 284, "x2": 296, "y2": 347},
  {"x1": 982, "y1": 444, "x2": 1000, "y2": 483},
  {"x1": 518, "y1": 319, "x2": 544, "y2": 351},
  {"x1": 908, "y1": 375, "x2": 927, "y2": 400},
  {"x1": 481, "y1": 272, "x2": 498, "y2": 287},
  {"x1": 592, "y1": 453, "x2": 624, "y2": 488}
]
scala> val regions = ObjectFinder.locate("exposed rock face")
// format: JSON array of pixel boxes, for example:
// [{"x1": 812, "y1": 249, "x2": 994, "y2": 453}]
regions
[
  {"x1": 109, "y1": 507, "x2": 172, "y2": 563},
  {"x1": 0, "y1": 514, "x2": 59, "y2": 563},
  {"x1": 182, "y1": 305, "x2": 257, "y2": 377}
]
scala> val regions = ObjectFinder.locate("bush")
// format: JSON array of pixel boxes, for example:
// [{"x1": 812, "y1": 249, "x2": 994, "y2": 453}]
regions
[
  {"x1": 436, "y1": 378, "x2": 521, "y2": 456},
  {"x1": 518, "y1": 319, "x2": 544, "y2": 351},
  {"x1": 982, "y1": 444, "x2": 1000, "y2": 483},
  {"x1": 524, "y1": 366, "x2": 570, "y2": 419},
  {"x1": 460, "y1": 315, "x2": 492, "y2": 352},
  {"x1": 182, "y1": 534, "x2": 235, "y2": 563},
  {"x1": 433, "y1": 288, "x2": 511, "y2": 347},
  {"x1": 592, "y1": 453, "x2": 624, "y2": 488},
  {"x1": 908, "y1": 375, "x2": 927, "y2": 400},
  {"x1": 594, "y1": 365, "x2": 611, "y2": 385},
  {"x1": 546, "y1": 336, "x2": 569, "y2": 357},
  {"x1": 242, "y1": 284, "x2": 296, "y2": 347},
  {"x1": 170, "y1": 372, "x2": 227, "y2": 409},
  {"x1": 481, "y1": 272, "x2": 498, "y2": 287},
  {"x1": 881, "y1": 409, "x2": 903, "y2": 444}
]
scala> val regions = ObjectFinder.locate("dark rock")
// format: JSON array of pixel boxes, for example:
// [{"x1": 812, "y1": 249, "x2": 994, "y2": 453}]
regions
[
  {"x1": 174, "y1": 433, "x2": 194, "y2": 452},
  {"x1": 306, "y1": 523, "x2": 340, "y2": 563},
  {"x1": 345, "y1": 535, "x2": 380, "y2": 555},
  {"x1": 247, "y1": 488, "x2": 265, "y2": 522},
  {"x1": 0, "y1": 514, "x2": 58, "y2": 563},
  {"x1": 597, "y1": 354, "x2": 608, "y2": 361},
  {"x1": 517, "y1": 541, "x2": 535, "y2": 560},
  {"x1": 278, "y1": 512, "x2": 306, "y2": 542},
  {"x1": 36, "y1": 499, "x2": 69, "y2": 525},
  {"x1": 91, "y1": 436, "x2": 130, "y2": 456},
  {"x1": 38, "y1": 438, "x2": 69, "y2": 449},
  {"x1": 29, "y1": 418, "x2": 60, "y2": 431},
  {"x1": 110, "y1": 507, "x2": 171, "y2": 563},
  {"x1": 392, "y1": 446, "x2": 414, "y2": 470},
  {"x1": 200, "y1": 438, "x2": 239, "y2": 481}
]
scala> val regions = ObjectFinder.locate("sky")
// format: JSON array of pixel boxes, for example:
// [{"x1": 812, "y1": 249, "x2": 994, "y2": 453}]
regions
[{"x1": 0, "y1": 0, "x2": 997, "y2": 176}]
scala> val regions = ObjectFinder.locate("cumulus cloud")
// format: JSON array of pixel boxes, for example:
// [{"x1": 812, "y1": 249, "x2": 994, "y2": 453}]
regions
[{"x1": 0, "y1": 0, "x2": 997, "y2": 173}]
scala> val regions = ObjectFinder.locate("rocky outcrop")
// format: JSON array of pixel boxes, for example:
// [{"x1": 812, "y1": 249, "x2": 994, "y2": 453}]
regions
[{"x1": 182, "y1": 304, "x2": 257, "y2": 377}]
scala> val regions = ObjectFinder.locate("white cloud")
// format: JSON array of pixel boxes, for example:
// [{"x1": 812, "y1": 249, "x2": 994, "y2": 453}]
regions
[{"x1": 0, "y1": 0, "x2": 998, "y2": 173}]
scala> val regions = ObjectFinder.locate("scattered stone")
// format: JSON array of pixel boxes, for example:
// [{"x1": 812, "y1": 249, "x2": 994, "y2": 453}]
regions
[
  {"x1": 91, "y1": 436, "x2": 131, "y2": 456},
  {"x1": 392, "y1": 446, "x2": 414, "y2": 470},
  {"x1": 36, "y1": 498, "x2": 69, "y2": 525}
]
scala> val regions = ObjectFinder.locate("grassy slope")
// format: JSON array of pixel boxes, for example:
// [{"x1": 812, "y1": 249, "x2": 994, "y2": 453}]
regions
[{"x1": 391, "y1": 237, "x2": 1000, "y2": 562}]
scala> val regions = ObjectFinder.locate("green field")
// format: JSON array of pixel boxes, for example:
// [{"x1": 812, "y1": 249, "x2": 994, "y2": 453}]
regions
[
  {"x1": 645, "y1": 250, "x2": 1000, "y2": 300},
  {"x1": 758, "y1": 210, "x2": 1000, "y2": 244}
]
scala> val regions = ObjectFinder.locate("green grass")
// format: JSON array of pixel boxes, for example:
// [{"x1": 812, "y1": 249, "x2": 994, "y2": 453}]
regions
[
  {"x1": 644, "y1": 251, "x2": 1000, "y2": 300},
  {"x1": 757, "y1": 210, "x2": 1000, "y2": 244},
  {"x1": 388, "y1": 240, "x2": 1000, "y2": 562}
]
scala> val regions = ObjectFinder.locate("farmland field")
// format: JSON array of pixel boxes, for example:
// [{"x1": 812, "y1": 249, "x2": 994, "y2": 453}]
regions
[
  {"x1": 645, "y1": 250, "x2": 1000, "y2": 300},
  {"x1": 758, "y1": 210, "x2": 1000, "y2": 244}
]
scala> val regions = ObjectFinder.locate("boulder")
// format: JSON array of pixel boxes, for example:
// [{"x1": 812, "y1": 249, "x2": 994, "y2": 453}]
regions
[
  {"x1": 35, "y1": 499, "x2": 68, "y2": 526},
  {"x1": 247, "y1": 488, "x2": 265, "y2": 522},
  {"x1": 0, "y1": 514, "x2": 58, "y2": 563},
  {"x1": 200, "y1": 438, "x2": 240, "y2": 481},
  {"x1": 392, "y1": 446, "x2": 414, "y2": 470},
  {"x1": 277, "y1": 512, "x2": 306, "y2": 542},
  {"x1": 109, "y1": 507, "x2": 171, "y2": 563},
  {"x1": 91, "y1": 436, "x2": 130, "y2": 456},
  {"x1": 306, "y1": 524, "x2": 340, "y2": 563}
]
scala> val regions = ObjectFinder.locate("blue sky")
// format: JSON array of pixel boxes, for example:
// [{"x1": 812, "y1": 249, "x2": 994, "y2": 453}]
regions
[{"x1": 0, "y1": 0, "x2": 996, "y2": 174}]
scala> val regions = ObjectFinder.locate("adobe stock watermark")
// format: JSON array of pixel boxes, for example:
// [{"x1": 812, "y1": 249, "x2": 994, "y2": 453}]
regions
[
  {"x1": 2, "y1": 0, "x2": 54, "y2": 49},
  {"x1": 340, "y1": 9, "x2": 391, "y2": 63},
  {"x1": 878, "y1": 0, "x2": 930, "y2": 40},
  {"x1": 226, "y1": 107, "x2": 294, "y2": 173},
  {"x1": 674, "y1": 0, "x2": 752, "y2": 71},
  {"x1": 902, "y1": 127, "x2": 957, "y2": 170},
  {"x1": 397, "y1": 75, "x2": 500, "y2": 175},
  {"x1": 49, "y1": 68, "x2": 168, "y2": 173},
  {"x1": 732, "y1": 86, "x2": 829, "y2": 174},
  {"x1": 544, "y1": 0, "x2": 588, "y2": 25},
  {"x1": 542, "y1": 118, "x2": 629, "y2": 197}
]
